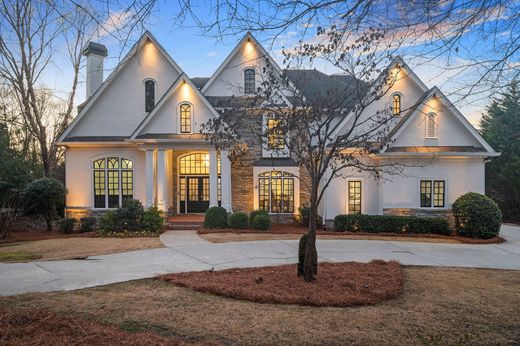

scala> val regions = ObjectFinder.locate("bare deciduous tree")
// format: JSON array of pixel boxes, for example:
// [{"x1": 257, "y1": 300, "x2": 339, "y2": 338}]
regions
[{"x1": 202, "y1": 30, "x2": 426, "y2": 281}]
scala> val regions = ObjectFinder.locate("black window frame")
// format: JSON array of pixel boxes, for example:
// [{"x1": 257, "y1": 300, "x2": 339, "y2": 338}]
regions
[
  {"x1": 144, "y1": 80, "x2": 155, "y2": 112},
  {"x1": 244, "y1": 68, "x2": 255, "y2": 94},
  {"x1": 392, "y1": 93, "x2": 401, "y2": 116},
  {"x1": 348, "y1": 180, "x2": 362, "y2": 214},
  {"x1": 420, "y1": 179, "x2": 445, "y2": 208},
  {"x1": 258, "y1": 171, "x2": 295, "y2": 213},
  {"x1": 93, "y1": 157, "x2": 133, "y2": 209},
  {"x1": 180, "y1": 103, "x2": 192, "y2": 133}
]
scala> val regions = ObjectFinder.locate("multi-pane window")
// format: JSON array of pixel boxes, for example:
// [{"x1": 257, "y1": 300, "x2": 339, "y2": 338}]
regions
[
  {"x1": 348, "y1": 181, "x2": 362, "y2": 214},
  {"x1": 244, "y1": 68, "x2": 255, "y2": 94},
  {"x1": 180, "y1": 103, "x2": 191, "y2": 133},
  {"x1": 145, "y1": 80, "x2": 155, "y2": 112},
  {"x1": 179, "y1": 153, "x2": 220, "y2": 175},
  {"x1": 420, "y1": 180, "x2": 445, "y2": 207},
  {"x1": 93, "y1": 157, "x2": 133, "y2": 208},
  {"x1": 392, "y1": 93, "x2": 401, "y2": 116},
  {"x1": 267, "y1": 118, "x2": 285, "y2": 150},
  {"x1": 258, "y1": 171, "x2": 294, "y2": 213},
  {"x1": 426, "y1": 112, "x2": 437, "y2": 138}
]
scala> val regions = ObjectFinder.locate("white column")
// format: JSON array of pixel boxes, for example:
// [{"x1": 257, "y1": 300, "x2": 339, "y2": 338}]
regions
[
  {"x1": 209, "y1": 149, "x2": 218, "y2": 207},
  {"x1": 220, "y1": 150, "x2": 232, "y2": 212},
  {"x1": 156, "y1": 149, "x2": 168, "y2": 212},
  {"x1": 145, "y1": 149, "x2": 155, "y2": 208}
]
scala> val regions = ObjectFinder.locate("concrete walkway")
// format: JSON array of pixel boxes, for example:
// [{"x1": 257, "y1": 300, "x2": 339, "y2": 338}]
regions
[{"x1": 1, "y1": 224, "x2": 519, "y2": 297}]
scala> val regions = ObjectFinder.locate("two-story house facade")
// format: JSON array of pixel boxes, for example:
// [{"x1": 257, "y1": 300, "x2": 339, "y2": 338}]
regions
[{"x1": 57, "y1": 31, "x2": 498, "y2": 225}]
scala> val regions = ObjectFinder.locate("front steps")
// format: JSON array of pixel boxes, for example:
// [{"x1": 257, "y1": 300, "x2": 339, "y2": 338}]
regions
[{"x1": 166, "y1": 215, "x2": 204, "y2": 230}]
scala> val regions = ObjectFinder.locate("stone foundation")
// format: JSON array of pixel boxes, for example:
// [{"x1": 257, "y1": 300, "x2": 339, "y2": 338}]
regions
[
  {"x1": 268, "y1": 213, "x2": 297, "y2": 224},
  {"x1": 65, "y1": 207, "x2": 106, "y2": 219},
  {"x1": 383, "y1": 208, "x2": 454, "y2": 229}
]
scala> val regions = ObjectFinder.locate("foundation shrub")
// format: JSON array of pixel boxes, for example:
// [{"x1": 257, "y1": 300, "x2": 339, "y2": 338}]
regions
[
  {"x1": 142, "y1": 207, "x2": 164, "y2": 233},
  {"x1": 99, "y1": 211, "x2": 118, "y2": 233},
  {"x1": 452, "y1": 192, "x2": 502, "y2": 239},
  {"x1": 117, "y1": 199, "x2": 144, "y2": 231},
  {"x1": 59, "y1": 218, "x2": 76, "y2": 234},
  {"x1": 250, "y1": 209, "x2": 268, "y2": 223},
  {"x1": 79, "y1": 217, "x2": 96, "y2": 233},
  {"x1": 334, "y1": 214, "x2": 450, "y2": 235},
  {"x1": 204, "y1": 206, "x2": 228, "y2": 229},
  {"x1": 228, "y1": 212, "x2": 249, "y2": 229},
  {"x1": 251, "y1": 213, "x2": 270, "y2": 231}
]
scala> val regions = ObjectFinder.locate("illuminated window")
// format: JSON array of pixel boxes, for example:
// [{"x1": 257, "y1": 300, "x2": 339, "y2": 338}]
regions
[
  {"x1": 179, "y1": 153, "x2": 220, "y2": 175},
  {"x1": 348, "y1": 181, "x2": 362, "y2": 214},
  {"x1": 267, "y1": 118, "x2": 285, "y2": 150},
  {"x1": 93, "y1": 157, "x2": 133, "y2": 208},
  {"x1": 244, "y1": 68, "x2": 255, "y2": 94},
  {"x1": 180, "y1": 103, "x2": 191, "y2": 133},
  {"x1": 392, "y1": 93, "x2": 401, "y2": 116},
  {"x1": 420, "y1": 180, "x2": 445, "y2": 208},
  {"x1": 426, "y1": 112, "x2": 437, "y2": 138},
  {"x1": 145, "y1": 80, "x2": 155, "y2": 112},
  {"x1": 258, "y1": 171, "x2": 294, "y2": 213}
]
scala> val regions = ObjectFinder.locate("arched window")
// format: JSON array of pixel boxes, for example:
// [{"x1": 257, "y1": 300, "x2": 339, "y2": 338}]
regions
[
  {"x1": 426, "y1": 112, "x2": 437, "y2": 138},
  {"x1": 93, "y1": 157, "x2": 133, "y2": 208},
  {"x1": 180, "y1": 103, "x2": 192, "y2": 133},
  {"x1": 244, "y1": 68, "x2": 255, "y2": 94},
  {"x1": 392, "y1": 93, "x2": 401, "y2": 116},
  {"x1": 258, "y1": 171, "x2": 294, "y2": 213},
  {"x1": 144, "y1": 80, "x2": 155, "y2": 112}
]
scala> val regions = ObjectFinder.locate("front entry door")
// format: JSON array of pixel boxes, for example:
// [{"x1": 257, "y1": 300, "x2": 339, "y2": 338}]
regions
[{"x1": 181, "y1": 176, "x2": 209, "y2": 213}]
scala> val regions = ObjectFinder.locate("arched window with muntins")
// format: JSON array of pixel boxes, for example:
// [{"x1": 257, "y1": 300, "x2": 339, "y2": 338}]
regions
[
  {"x1": 145, "y1": 80, "x2": 155, "y2": 112},
  {"x1": 180, "y1": 103, "x2": 192, "y2": 133},
  {"x1": 258, "y1": 171, "x2": 294, "y2": 213},
  {"x1": 244, "y1": 68, "x2": 255, "y2": 94},
  {"x1": 392, "y1": 93, "x2": 401, "y2": 116},
  {"x1": 93, "y1": 157, "x2": 133, "y2": 208}
]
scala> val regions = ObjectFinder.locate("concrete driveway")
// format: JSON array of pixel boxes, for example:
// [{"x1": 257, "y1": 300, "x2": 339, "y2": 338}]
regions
[{"x1": 0, "y1": 224, "x2": 519, "y2": 297}]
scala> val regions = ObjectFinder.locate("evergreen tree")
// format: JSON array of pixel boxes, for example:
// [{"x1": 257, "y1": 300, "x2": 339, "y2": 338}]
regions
[{"x1": 480, "y1": 83, "x2": 520, "y2": 221}]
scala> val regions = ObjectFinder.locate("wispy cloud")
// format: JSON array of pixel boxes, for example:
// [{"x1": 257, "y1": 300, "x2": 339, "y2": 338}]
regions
[
  {"x1": 207, "y1": 50, "x2": 219, "y2": 57},
  {"x1": 95, "y1": 10, "x2": 134, "y2": 39}
]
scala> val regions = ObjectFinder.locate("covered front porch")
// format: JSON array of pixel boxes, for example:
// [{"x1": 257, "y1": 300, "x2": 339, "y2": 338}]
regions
[{"x1": 138, "y1": 138, "x2": 232, "y2": 215}]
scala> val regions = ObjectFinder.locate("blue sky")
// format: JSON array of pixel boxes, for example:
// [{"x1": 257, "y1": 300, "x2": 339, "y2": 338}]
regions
[{"x1": 43, "y1": 0, "x2": 517, "y2": 127}]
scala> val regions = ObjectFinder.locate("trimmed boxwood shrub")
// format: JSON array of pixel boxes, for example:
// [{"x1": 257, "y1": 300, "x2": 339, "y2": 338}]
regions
[
  {"x1": 250, "y1": 209, "x2": 268, "y2": 223},
  {"x1": 452, "y1": 192, "x2": 502, "y2": 239},
  {"x1": 204, "y1": 206, "x2": 228, "y2": 229},
  {"x1": 79, "y1": 216, "x2": 96, "y2": 233},
  {"x1": 333, "y1": 214, "x2": 450, "y2": 235},
  {"x1": 59, "y1": 218, "x2": 76, "y2": 234},
  {"x1": 142, "y1": 207, "x2": 164, "y2": 233},
  {"x1": 100, "y1": 211, "x2": 119, "y2": 232},
  {"x1": 251, "y1": 213, "x2": 270, "y2": 231},
  {"x1": 228, "y1": 212, "x2": 249, "y2": 229}
]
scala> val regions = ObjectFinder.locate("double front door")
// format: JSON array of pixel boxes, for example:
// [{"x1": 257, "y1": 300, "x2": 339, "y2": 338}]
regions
[{"x1": 179, "y1": 176, "x2": 209, "y2": 213}]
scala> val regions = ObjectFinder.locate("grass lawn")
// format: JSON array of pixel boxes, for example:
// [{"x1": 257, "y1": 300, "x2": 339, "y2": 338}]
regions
[
  {"x1": 1, "y1": 266, "x2": 519, "y2": 345},
  {"x1": 0, "y1": 237, "x2": 164, "y2": 262}
]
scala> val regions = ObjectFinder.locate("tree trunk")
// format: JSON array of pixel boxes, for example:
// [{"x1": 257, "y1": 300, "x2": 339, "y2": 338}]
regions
[{"x1": 303, "y1": 191, "x2": 318, "y2": 282}]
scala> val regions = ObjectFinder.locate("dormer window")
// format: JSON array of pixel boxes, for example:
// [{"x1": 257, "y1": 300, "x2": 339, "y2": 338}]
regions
[
  {"x1": 244, "y1": 68, "x2": 255, "y2": 94},
  {"x1": 145, "y1": 80, "x2": 155, "y2": 112},
  {"x1": 180, "y1": 103, "x2": 192, "y2": 133},
  {"x1": 392, "y1": 93, "x2": 401, "y2": 116},
  {"x1": 426, "y1": 112, "x2": 437, "y2": 138}
]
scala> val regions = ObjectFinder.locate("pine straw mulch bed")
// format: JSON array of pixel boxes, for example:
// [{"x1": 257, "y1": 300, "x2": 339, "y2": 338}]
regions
[
  {"x1": 160, "y1": 260, "x2": 403, "y2": 307},
  {"x1": 0, "y1": 308, "x2": 212, "y2": 346},
  {"x1": 198, "y1": 225, "x2": 505, "y2": 244}
]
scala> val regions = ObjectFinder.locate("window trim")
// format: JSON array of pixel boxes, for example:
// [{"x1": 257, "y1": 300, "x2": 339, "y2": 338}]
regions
[
  {"x1": 143, "y1": 78, "x2": 156, "y2": 113},
  {"x1": 425, "y1": 112, "x2": 437, "y2": 138},
  {"x1": 243, "y1": 67, "x2": 256, "y2": 94},
  {"x1": 346, "y1": 179, "x2": 364, "y2": 214},
  {"x1": 391, "y1": 92, "x2": 402, "y2": 116},
  {"x1": 177, "y1": 101, "x2": 194, "y2": 134},
  {"x1": 258, "y1": 171, "x2": 295, "y2": 214},
  {"x1": 419, "y1": 178, "x2": 446, "y2": 208},
  {"x1": 92, "y1": 156, "x2": 134, "y2": 209},
  {"x1": 253, "y1": 166, "x2": 300, "y2": 214}
]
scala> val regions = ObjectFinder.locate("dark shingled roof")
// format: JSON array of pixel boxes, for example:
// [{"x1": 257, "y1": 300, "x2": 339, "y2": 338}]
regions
[
  {"x1": 252, "y1": 157, "x2": 298, "y2": 167},
  {"x1": 385, "y1": 146, "x2": 485, "y2": 153},
  {"x1": 135, "y1": 133, "x2": 207, "y2": 140},
  {"x1": 191, "y1": 77, "x2": 210, "y2": 90},
  {"x1": 62, "y1": 136, "x2": 128, "y2": 142}
]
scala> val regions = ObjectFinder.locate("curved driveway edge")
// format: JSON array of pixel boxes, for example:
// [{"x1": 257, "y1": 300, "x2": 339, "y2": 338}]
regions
[{"x1": 0, "y1": 225, "x2": 519, "y2": 297}]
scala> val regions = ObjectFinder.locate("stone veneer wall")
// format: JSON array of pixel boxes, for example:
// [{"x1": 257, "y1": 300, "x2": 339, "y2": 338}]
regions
[
  {"x1": 384, "y1": 208, "x2": 454, "y2": 229},
  {"x1": 65, "y1": 207, "x2": 105, "y2": 219}
]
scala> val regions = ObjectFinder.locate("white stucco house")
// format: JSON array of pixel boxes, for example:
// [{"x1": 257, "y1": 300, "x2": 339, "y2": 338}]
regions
[{"x1": 57, "y1": 31, "x2": 498, "y2": 225}]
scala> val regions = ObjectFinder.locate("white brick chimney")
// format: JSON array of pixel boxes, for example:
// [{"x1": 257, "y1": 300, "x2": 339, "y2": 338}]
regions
[{"x1": 82, "y1": 42, "x2": 108, "y2": 98}]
